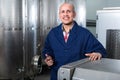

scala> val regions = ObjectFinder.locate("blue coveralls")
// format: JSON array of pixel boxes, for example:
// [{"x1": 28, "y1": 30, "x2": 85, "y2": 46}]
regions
[{"x1": 42, "y1": 21, "x2": 107, "y2": 80}]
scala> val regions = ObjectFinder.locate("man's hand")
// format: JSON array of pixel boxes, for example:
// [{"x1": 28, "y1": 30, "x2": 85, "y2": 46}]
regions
[
  {"x1": 85, "y1": 52, "x2": 102, "y2": 61},
  {"x1": 44, "y1": 54, "x2": 54, "y2": 66}
]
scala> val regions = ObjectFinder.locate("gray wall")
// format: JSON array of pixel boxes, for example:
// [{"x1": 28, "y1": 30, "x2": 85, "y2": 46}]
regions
[{"x1": 106, "y1": 0, "x2": 120, "y2": 7}]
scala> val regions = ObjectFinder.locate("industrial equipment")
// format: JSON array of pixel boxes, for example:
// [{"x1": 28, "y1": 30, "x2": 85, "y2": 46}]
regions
[{"x1": 58, "y1": 58, "x2": 120, "y2": 80}]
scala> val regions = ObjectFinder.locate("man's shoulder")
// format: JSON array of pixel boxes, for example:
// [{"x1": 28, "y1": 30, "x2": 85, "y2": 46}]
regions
[
  {"x1": 77, "y1": 26, "x2": 90, "y2": 33},
  {"x1": 51, "y1": 24, "x2": 61, "y2": 31},
  {"x1": 74, "y1": 21, "x2": 89, "y2": 32},
  {"x1": 48, "y1": 25, "x2": 61, "y2": 35},
  {"x1": 50, "y1": 26, "x2": 59, "y2": 33}
]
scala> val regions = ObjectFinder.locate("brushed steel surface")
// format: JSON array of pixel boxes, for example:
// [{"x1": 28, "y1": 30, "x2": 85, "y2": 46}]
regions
[
  {"x1": 0, "y1": 0, "x2": 41, "y2": 79},
  {"x1": 0, "y1": 0, "x2": 23, "y2": 79},
  {"x1": 58, "y1": 58, "x2": 120, "y2": 80},
  {"x1": 106, "y1": 29, "x2": 120, "y2": 59}
]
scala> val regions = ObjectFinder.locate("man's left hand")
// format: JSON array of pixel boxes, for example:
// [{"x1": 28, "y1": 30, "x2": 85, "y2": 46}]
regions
[{"x1": 85, "y1": 52, "x2": 102, "y2": 61}]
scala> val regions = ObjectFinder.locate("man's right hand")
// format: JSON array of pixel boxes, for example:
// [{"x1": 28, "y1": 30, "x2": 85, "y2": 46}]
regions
[{"x1": 44, "y1": 54, "x2": 54, "y2": 66}]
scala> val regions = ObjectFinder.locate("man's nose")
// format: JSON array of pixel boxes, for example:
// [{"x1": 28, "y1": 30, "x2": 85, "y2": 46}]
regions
[{"x1": 64, "y1": 11, "x2": 69, "y2": 15}]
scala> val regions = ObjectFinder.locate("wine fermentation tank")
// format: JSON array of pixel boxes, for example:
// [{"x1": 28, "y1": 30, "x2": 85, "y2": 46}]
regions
[
  {"x1": 0, "y1": 0, "x2": 42, "y2": 79},
  {"x1": 0, "y1": 0, "x2": 86, "y2": 79}
]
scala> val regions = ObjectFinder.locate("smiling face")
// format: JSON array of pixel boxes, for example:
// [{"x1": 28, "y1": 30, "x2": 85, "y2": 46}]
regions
[{"x1": 59, "y1": 3, "x2": 76, "y2": 25}]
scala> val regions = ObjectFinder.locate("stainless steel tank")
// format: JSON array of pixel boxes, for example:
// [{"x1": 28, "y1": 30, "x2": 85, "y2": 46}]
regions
[
  {"x1": 0, "y1": 0, "x2": 86, "y2": 79},
  {"x1": 0, "y1": 0, "x2": 41, "y2": 79}
]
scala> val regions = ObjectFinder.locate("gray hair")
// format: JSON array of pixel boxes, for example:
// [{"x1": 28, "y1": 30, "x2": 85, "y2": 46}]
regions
[{"x1": 59, "y1": 2, "x2": 76, "y2": 13}]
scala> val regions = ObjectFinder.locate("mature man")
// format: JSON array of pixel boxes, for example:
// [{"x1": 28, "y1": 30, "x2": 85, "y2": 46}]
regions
[{"x1": 42, "y1": 3, "x2": 107, "y2": 80}]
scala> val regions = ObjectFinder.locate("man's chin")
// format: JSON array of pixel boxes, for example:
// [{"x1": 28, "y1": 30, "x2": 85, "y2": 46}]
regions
[{"x1": 63, "y1": 22, "x2": 73, "y2": 25}]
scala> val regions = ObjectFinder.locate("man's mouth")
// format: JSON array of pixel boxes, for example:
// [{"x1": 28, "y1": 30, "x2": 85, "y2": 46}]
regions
[{"x1": 63, "y1": 17, "x2": 69, "y2": 20}]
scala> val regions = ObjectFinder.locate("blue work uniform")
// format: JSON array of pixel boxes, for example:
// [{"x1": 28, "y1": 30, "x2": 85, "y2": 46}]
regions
[{"x1": 42, "y1": 21, "x2": 107, "y2": 80}]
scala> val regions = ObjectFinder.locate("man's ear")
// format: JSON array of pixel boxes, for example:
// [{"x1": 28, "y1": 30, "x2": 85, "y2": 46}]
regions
[
  {"x1": 73, "y1": 12, "x2": 76, "y2": 18},
  {"x1": 59, "y1": 12, "x2": 61, "y2": 19}
]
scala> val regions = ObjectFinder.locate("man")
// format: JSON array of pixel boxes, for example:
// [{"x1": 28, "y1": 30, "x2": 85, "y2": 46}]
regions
[{"x1": 42, "y1": 2, "x2": 107, "y2": 80}]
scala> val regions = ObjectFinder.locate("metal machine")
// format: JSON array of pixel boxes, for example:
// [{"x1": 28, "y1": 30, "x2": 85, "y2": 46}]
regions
[
  {"x1": 0, "y1": 0, "x2": 86, "y2": 79},
  {"x1": 58, "y1": 58, "x2": 120, "y2": 80}
]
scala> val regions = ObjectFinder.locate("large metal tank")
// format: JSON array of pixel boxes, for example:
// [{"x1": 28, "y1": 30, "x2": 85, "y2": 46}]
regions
[
  {"x1": 0, "y1": 0, "x2": 86, "y2": 79},
  {"x1": 0, "y1": 0, "x2": 41, "y2": 79}
]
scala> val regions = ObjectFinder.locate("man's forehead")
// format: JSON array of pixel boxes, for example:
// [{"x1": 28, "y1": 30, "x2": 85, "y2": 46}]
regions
[
  {"x1": 61, "y1": 3, "x2": 73, "y2": 8},
  {"x1": 60, "y1": 4, "x2": 73, "y2": 11}
]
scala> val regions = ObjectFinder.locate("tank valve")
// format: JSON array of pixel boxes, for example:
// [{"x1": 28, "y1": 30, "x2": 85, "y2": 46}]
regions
[{"x1": 31, "y1": 55, "x2": 42, "y2": 74}]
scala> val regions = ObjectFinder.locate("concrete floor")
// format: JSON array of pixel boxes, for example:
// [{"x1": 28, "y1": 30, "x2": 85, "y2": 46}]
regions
[
  {"x1": 0, "y1": 66, "x2": 50, "y2": 80},
  {"x1": 34, "y1": 66, "x2": 50, "y2": 80}
]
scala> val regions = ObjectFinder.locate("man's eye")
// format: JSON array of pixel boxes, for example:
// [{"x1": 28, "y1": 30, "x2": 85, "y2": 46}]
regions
[
  {"x1": 67, "y1": 10, "x2": 71, "y2": 13},
  {"x1": 61, "y1": 11, "x2": 65, "y2": 13},
  {"x1": 60, "y1": 10, "x2": 72, "y2": 13}
]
